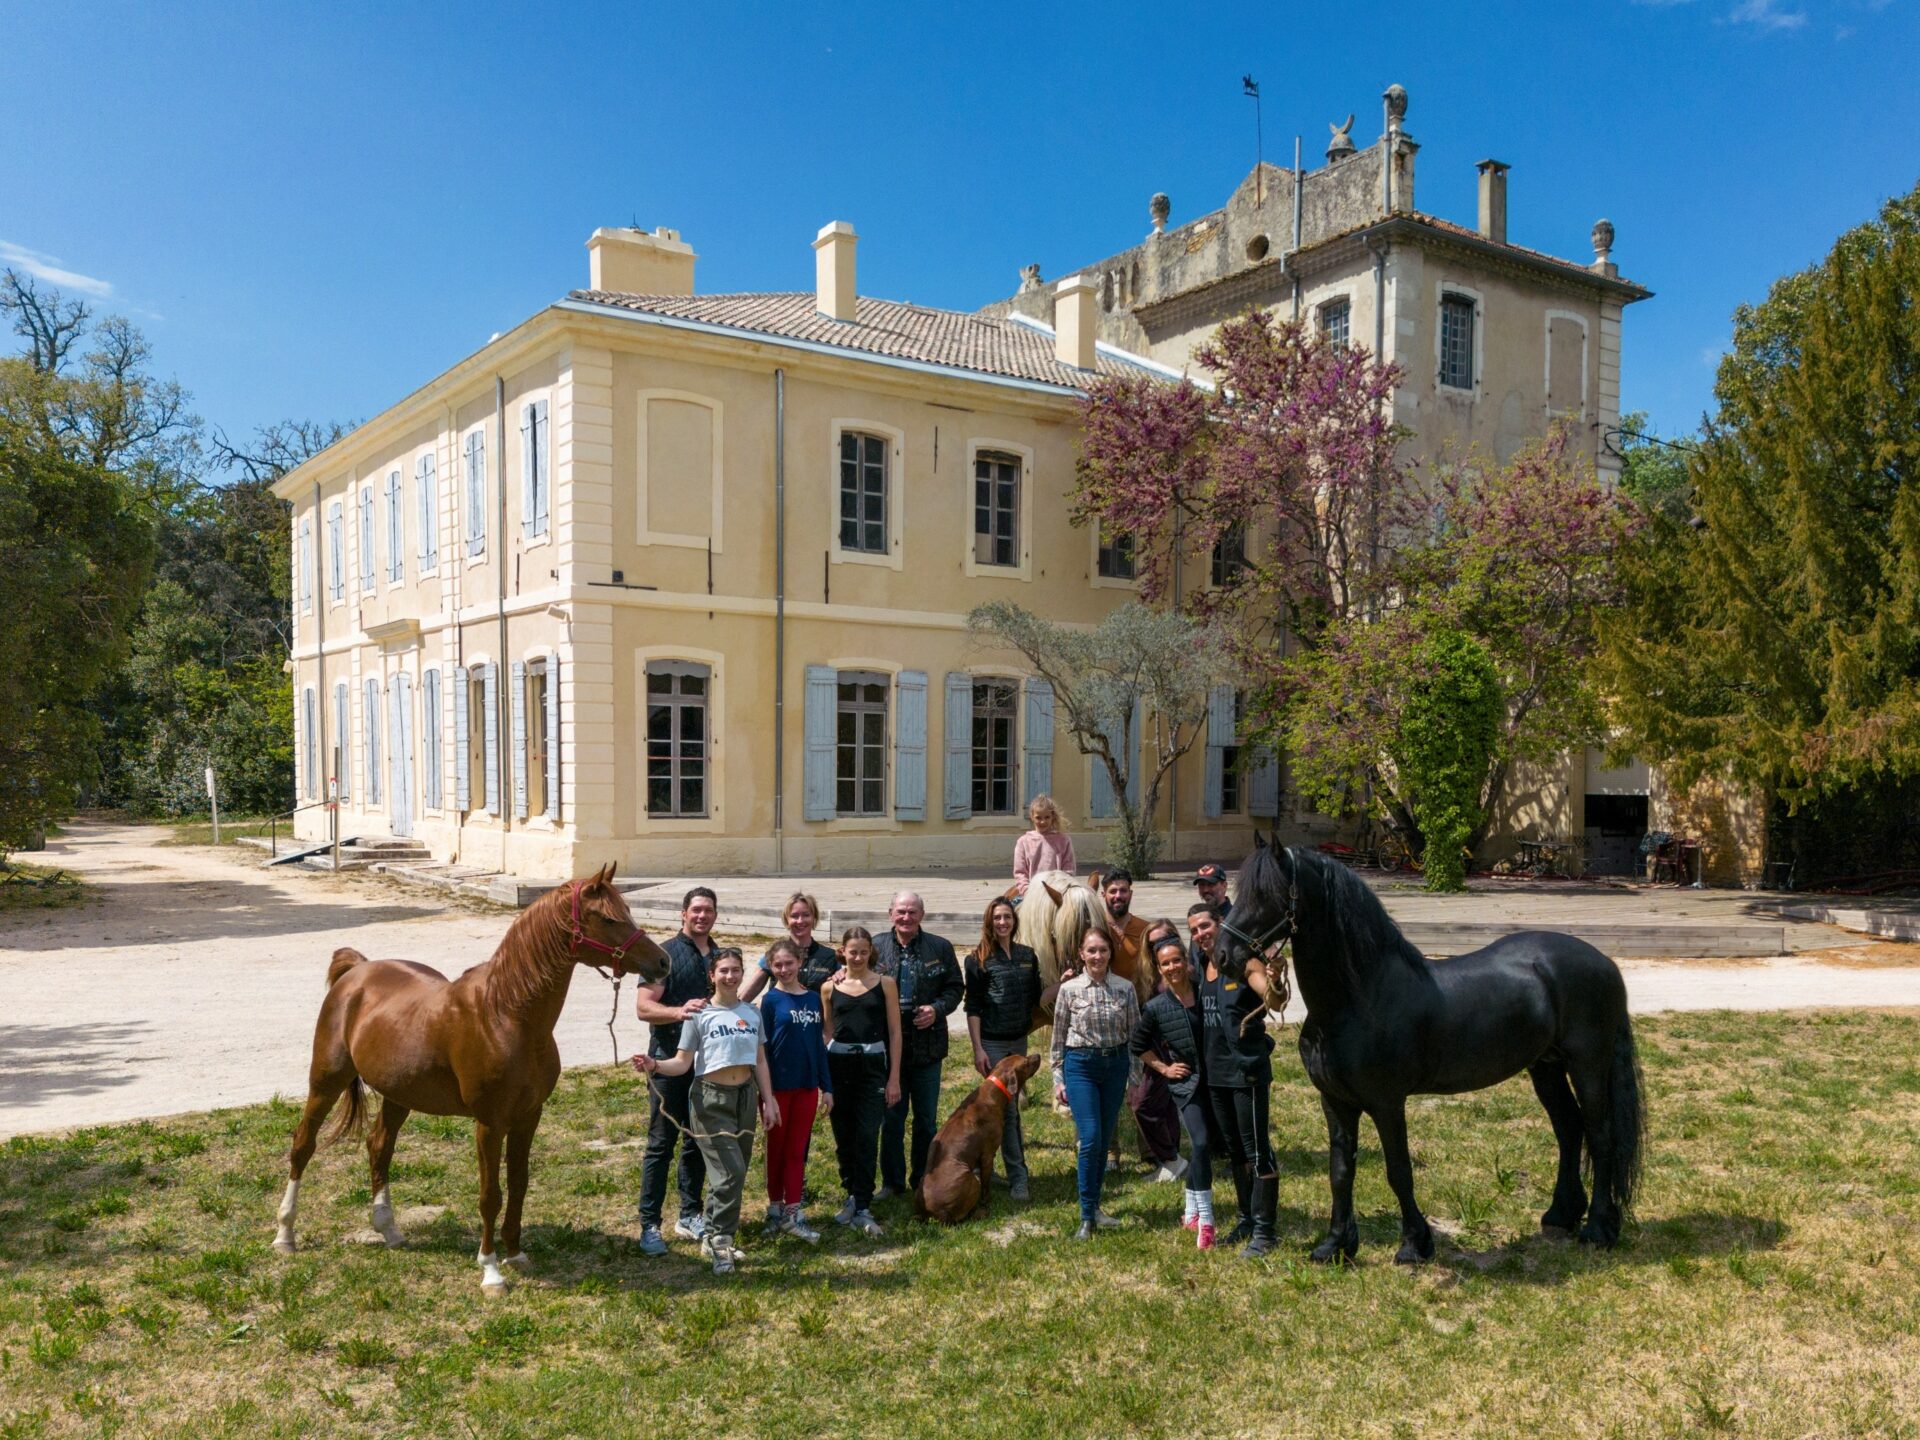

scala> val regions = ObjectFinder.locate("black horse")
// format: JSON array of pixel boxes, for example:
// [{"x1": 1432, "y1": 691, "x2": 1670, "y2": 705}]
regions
[{"x1": 1218, "y1": 839, "x2": 1644, "y2": 1263}]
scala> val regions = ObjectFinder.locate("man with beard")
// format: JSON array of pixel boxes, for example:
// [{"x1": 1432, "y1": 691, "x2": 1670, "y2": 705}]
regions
[{"x1": 1101, "y1": 870, "x2": 1186, "y2": 1184}]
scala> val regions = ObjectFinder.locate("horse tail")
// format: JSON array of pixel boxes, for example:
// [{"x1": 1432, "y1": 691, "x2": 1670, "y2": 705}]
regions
[
  {"x1": 321, "y1": 1075, "x2": 368, "y2": 1146},
  {"x1": 1607, "y1": 1014, "x2": 1646, "y2": 1220},
  {"x1": 327, "y1": 947, "x2": 368, "y2": 989}
]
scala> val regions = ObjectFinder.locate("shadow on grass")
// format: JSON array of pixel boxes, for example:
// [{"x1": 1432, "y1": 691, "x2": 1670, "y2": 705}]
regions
[{"x1": 1413, "y1": 1209, "x2": 1787, "y2": 1284}]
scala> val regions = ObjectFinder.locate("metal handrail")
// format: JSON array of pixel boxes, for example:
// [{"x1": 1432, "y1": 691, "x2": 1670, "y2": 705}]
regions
[{"x1": 269, "y1": 800, "x2": 336, "y2": 858}]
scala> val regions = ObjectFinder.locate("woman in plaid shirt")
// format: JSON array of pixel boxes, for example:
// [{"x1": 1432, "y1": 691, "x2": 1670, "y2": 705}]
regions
[{"x1": 1050, "y1": 927, "x2": 1141, "y2": 1240}]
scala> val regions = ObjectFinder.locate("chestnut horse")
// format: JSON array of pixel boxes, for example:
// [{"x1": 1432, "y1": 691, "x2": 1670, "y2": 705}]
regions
[{"x1": 272, "y1": 864, "x2": 668, "y2": 1292}]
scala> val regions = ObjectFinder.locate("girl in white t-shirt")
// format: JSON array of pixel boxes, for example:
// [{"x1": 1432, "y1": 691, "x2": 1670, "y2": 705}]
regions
[{"x1": 633, "y1": 947, "x2": 779, "y2": 1273}]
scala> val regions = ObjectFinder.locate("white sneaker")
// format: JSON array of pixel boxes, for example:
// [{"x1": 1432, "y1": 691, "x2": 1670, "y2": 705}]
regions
[
  {"x1": 833, "y1": 1196, "x2": 859, "y2": 1226},
  {"x1": 673, "y1": 1213, "x2": 708, "y2": 1242},
  {"x1": 700, "y1": 1234, "x2": 735, "y2": 1275},
  {"x1": 1149, "y1": 1156, "x2": 1190, "y2": 1184},
  {"x1": 762, "y1": 1203, "x2": 786, "y2": 1236},
  {"x1": 780, "y1": 1208, "x2": 822, "y2": 1244},
  {"x1": 852, "y1": 1210, "x2": 884, "y2": 1237},
  {"x1": 1095, "y1": 1210, "x2": 1124, "y2": 1229}
]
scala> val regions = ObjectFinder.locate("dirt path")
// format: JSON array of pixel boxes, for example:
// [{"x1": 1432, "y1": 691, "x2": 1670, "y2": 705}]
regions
[{"x1": 7, "y1": 819, "x2": 1920, "y2": 1139}]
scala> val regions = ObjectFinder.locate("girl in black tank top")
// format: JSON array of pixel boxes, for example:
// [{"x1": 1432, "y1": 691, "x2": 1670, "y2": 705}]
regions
[{"x1": 822, "y1": 930, "x2": 904, "y2": 1230}]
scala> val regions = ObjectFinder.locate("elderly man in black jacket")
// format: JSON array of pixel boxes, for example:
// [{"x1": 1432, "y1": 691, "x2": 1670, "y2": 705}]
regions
[{"x1": 872, "y1": 890, "x2": 964, "y2": 1199}]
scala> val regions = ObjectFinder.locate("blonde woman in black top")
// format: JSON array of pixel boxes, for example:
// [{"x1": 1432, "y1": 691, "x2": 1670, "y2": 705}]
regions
[{"x1": 821, "y1": 927, "x2": 902, "y2": 1236}]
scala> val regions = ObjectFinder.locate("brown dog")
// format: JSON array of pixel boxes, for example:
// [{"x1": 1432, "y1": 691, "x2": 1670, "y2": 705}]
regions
[{"x1": 914, "y1": 1053, "x2": 1042, "y2": 1223}]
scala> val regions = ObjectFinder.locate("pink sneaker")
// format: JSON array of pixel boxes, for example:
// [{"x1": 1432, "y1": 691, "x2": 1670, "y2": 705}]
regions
[
  {"x1": 1197, "y1": 1223, "x2": 1217, "y2": 1251},
  {"x1": 1182, "y1": 1215, "x2": 1200, "y2": 1232}
]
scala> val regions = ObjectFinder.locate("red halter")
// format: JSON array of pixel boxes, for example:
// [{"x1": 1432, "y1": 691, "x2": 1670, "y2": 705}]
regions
[{"x1": 567, "y1": 880, "x2": 649, "y2": 973}]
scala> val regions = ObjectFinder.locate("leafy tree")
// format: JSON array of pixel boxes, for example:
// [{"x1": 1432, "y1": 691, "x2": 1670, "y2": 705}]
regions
[
  {"x1": 967, "y1": 601, "x2": 1232, "y2": 876},
  {"x1": 0, "y1": 423, "x2": 155, "y2": 851},
  {"x1": 1285, "y1": 427, "x2": 1632, "y2": 856},
  {"x1": 1391, "y1": 629, "x2": 1502, "y2": 892},
  {"x1": 1598, "y1": 180, "x2": 1920, "y2": 807}
]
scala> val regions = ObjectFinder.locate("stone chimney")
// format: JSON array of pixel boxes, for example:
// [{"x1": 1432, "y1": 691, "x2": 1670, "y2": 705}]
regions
[
  {"x1": 586, "y1": 226, "x2": 695, "y2": 295},
  {"x1": 1055, "y1": 274, "x2": 1097, "y2": 371},
  {"x1": 1476, "y1": 160, "x2": 1509, "y2": 245},
  {"x1": 813, "y1": 221, "x2": 858, "y2": 322}
]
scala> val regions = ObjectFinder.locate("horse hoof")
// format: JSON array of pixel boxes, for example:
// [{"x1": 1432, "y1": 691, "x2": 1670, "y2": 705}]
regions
[
  {"x1": 1577, "y1": 1220, "x2": 1618, "y2": 1249},
  {"x1": 380, "y1": 1231, "x2": 407, "y2": 1250},
  {"x1": 1309, "y1": 1238, "x2": 1356, "y2": 1266},
  {"x1": 271, "y1": 1235, "x2": 296, "y2": 1255},
  {"x1": 481, "y1": 1278, "x2": 509, "y2": 1297},
  {"x1": 1394, "y1": 1241, "x2": 1433, "y2": 1265},
  {"x1": 501, "y1": 1252, "x2": 530, "y2": 1271}
]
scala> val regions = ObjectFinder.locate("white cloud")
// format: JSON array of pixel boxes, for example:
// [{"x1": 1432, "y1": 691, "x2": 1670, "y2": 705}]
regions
[
  {"x1": 0, "y1": 241, "x2": 114, "y2": 298},
  {"x1": 1726, "y1": 0, "x2": 1808, "y2": 29}
]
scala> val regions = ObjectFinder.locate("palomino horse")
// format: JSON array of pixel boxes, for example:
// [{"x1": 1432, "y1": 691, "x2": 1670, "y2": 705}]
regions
[
  {"x1": 1219, "y1": 839, "x2": 1645, "y2": 1263},
  {"x1": 273, "y1": 864, "x2": 668, "y2": 1292},
  {"x1": 1015, "y1": 870, "x2": 1115, "y2": 991}
]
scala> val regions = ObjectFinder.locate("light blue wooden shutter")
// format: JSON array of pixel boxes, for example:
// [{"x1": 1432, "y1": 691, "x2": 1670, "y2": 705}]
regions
[
  {"x1": 802, "y1": 665, "x2": 837, "y2": 821},
  {"x1": 545, "y1": 649, "x2": 562, "y2": 823},
  {"x1": 510, "y1": 659, "x2": 528, "y2": 820},
  {"x1": 365, "y1": 678, "x2": 382, "y2": 806},
  {"x1": 482, "y1": 662, "x2": 499, "y2": 815},
  {"x1": 298, "y1": 518, "x2": 313, "y2": 612},
  {"x1": 1090, "y1": 698, "x2": 1143, "y2": 820},
  {"x1": 385, "y1": 471, "x2": 403, "y2": 582},
  {"x1": 422, "y1": 669, "x2": 442, "y2": 809},
  {"x1": 1203, "y1": 683, "x2": 1234, "y2": 820},
  {"x1": 303, "y1": 688, "x2": 316, "y2": 798},
  {"x1": 358, "y1": 488, "x2": 373, "y2": 590},
  {"x1": 1248, "y1": 746, "x2": 1280, "y2": 817},
  {"x1": 943, "y1": 672, "x2": 973, "y2": 820},
  {"x1": 417, "y1": 455, "x2": 437, "y2": 567},
  {"x1": 465, "y1": 433, "x2": 487, "y2": 557},
  {"x1": 1021, "y1": 678, "x2": 1053, "y2": 805},
  {"x1": 387, "y1": 677, "x2": 404, "y2": 818},
  {"x1": 334, "y1": 684, "x2": 350, "y2": 799},
  {"x1": 327, "y1": 504, "x2": 343, "y2": 600},
  {"x1": 453, "y1": 665, "x2": 470, "y2": 809},
  {"x1": 521, "y1": 401, "x2": 550, "y2": 539},
  {"x1": 894, "y1": 670, "x2": 927, "y2": 822}
]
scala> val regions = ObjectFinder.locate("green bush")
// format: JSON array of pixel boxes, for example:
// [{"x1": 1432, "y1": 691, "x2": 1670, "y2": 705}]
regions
[{"x1": 1393, "y1": 629, "x2": 1501, "y2": 892}]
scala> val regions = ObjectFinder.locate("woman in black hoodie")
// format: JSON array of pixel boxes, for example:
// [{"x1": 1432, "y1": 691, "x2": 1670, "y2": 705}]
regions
[
  {"x1": 963, "y1": 896, "x2": 1044, "y2": 1201},
  {"x1": 1131, "y1": 923, "x2": 1215, "y2": 1249}
]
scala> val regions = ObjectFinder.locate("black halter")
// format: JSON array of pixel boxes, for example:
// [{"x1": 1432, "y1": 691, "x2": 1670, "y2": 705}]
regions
[{"x1": 1217, "y1": 861, "x2": 1297, "y2": 964}]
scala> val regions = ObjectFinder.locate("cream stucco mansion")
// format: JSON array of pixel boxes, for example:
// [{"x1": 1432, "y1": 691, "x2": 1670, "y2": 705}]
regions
[{"x1": 276, "y1": 85, "x2": 1658, "y2": 880}]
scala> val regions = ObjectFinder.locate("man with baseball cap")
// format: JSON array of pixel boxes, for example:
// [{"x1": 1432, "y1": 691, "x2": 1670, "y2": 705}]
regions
[{"x1": 1194, "y1": 863, "x2": 1232, "y2": 920}]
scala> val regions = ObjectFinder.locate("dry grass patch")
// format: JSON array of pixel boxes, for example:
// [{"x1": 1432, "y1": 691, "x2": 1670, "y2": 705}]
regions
[{"x1": 2, "y1": 1012, "x2": 1919, "y2": 1437}]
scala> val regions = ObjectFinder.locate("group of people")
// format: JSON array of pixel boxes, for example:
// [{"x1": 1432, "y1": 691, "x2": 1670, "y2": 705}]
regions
[{"x1": 628, "y1": 814, "x2": 1278, "y2": 1275}]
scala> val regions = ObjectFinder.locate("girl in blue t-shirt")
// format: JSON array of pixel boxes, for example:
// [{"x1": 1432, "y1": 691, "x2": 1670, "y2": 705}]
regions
[{"x1": 759, "y1": 938, "x2": 835, "y2": 1241}]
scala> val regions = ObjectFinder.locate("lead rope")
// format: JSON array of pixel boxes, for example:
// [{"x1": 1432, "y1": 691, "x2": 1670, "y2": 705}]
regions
[{"x1": 1241, "y1": 938, "x2": 1293, "y2": 1036}]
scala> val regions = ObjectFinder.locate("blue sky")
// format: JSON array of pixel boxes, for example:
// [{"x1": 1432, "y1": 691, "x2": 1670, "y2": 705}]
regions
[{"x1": 3, "y1": 0, "x2": 1914, "y2": 456}]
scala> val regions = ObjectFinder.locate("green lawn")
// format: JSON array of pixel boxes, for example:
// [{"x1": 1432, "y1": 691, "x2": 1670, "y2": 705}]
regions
[
  {"x1": 155, "y1": 816, "x2": 281, "y2": 849},
  {"x1": 3, "y1": 1011, "x2": 1919, "y2": 1438},
  {"x1": 0, "y1": 864, "x2": 88, "y2": 915}
]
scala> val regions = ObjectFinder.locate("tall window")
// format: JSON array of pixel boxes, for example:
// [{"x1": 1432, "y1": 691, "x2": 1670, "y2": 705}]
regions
[
  {"x1": 421, "y1": 669, "x2": 441, "y2": 809},
  {"x1": 973, "y1": 451, "x2": 1020, "y2": 567},
  {"x1": 970, "y1": 679, "x2": 1019, "y2": 815},
  {"x1": 839, "y1": 432, "x2": 887, "y2": 554},
  {"x1": 416, "y1": 454, "x2": 438, "y2": 568},
  {"x1": 327, "y1": 502, "x2": 344, "y2": 601},
  {"x1": 646, "y1": 661, "x2": 709, "y2": 818},
  {"x1": 302, "y1": 688, "x2": 316, "y2": 798},
  {"x1": 333, "y1": 683, "x2": 350, "y2": 799},
  {"x1": 385, "y1": 470, "x2": 404, "y2": 583},
  {"x1": 464, "y1": 431, "x2": 487, "y2": 557},
  {"x1": 1211, "y1": 523, "x2": 1246, "y2": 587},
  {"x1": 467, "y1": 670, "x2": 488, "y2": 811},
  {"x1": 364, "y1": 677, "x2": 383, "y2": 806},
  {"x1": 1319, "y1": 299, "x2": 1350, "y2": 349},
  {"x1": 521, "y1": 399, "x2": 549, "y2": 539},
  {"x1": 359, "y1": 487, "x2": 375, "y2": 590},
  {"x1": 1440, "y1": 294, "x2": 1476, "y2": 389},
  {"x1": 298, "y1": 517, "x2": 314, "y2": 612},
  {"x1": 525, "y1": 659, "x2": 549, "y2": 819},
  {"x1": 1096, "y1": 526, "x2": 1135, "y2": 580},
  {"x1": 1220, "y1": 692, "x2": 1246, "y2": 813},
  {"x1": 836, "y1": 671, "x2": 888, "y2": 816}
]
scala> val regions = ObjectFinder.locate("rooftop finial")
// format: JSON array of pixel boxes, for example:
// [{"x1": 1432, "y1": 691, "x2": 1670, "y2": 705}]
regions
[
  {"x1": 1326, "y1": 114, "x2": 1356, "y2": 163},
  {"x1": 1150, "y1": 192, "x2": 1170, "y2": 233},
  {"x1": 1383, "y1": 84, "x2": 1408, "y2": 132}
]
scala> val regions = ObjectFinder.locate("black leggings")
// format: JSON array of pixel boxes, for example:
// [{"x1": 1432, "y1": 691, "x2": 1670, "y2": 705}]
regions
[
  {"x1": 1208, "y1": 1081, "x2": 1275, "y2": 1176},
  {"x1": 1176, "y1": 1090, "x2": 1212, "y2": 1190},
  {"x1": 827, "y1": 1050, "x2": 888, "y2": 1208}
]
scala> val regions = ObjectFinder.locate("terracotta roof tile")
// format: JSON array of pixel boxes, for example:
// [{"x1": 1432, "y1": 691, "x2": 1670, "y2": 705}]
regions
[{"x1": 567, "y1": 289, "x2": 1166, "y2": 389}]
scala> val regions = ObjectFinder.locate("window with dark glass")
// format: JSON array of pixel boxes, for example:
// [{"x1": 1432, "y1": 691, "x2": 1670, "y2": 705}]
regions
[
  {"x1": 1319, "y1": 298, "x2": 1350, "y2": 349},
  {"x1": 835, "y1": 671, "x2": 888, "y2": 816},
  {"x1": 1440, "y1": 294, "x2": 1476, "y2": 389},
  {"x1": 1096, "y1": 526, "x2": 1135, "y2": 580},
  {"x1": 839, "y1": 432, "x2": 888, "y2": 554},
  {"x1": 1220, "y1": 691, "x2": 1246, "y2": 814},
  {"x1": 973, "y1": 451, "x2": 1020, "y2": 567},
  {"x1": 526, "y1": 660, "x2": 549, "y2": 819},
  {"x1": 646, "y1": 661, "x2": 708, "y2": 818},
  {"x1": 971, "y1": 678, "x2": 1019, "y2": 815},
  {"x1": 1211, "y1": 523, "x2": 1246, "y2": 586}
]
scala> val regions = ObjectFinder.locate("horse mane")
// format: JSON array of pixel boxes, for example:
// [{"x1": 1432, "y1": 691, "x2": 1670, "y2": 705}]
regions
[
  {"x1": 483, "y1": 884, "x2": 578, "y2": 1013},
  {"x1": 1282, "y1": 846, "x2": 1429, "y2": 984},
  {"x1": 1016, "y1": 871, "x2": 1113, "y2": 988}
]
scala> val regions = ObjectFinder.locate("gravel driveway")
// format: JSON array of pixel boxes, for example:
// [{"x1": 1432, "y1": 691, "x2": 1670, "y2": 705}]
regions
[{"x1": 6, "y1": 819, "x2": 1920, "y2": 1139}]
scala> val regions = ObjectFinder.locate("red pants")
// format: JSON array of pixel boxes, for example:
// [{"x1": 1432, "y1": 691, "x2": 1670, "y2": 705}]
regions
[{"x1": 765, "y1": 1088, "x2": 821, "y2": 1206}]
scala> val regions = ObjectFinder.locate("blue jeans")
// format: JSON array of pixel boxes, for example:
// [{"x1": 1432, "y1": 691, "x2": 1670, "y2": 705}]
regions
[
  {"x1": 1062, "y1": 1048, "x2": 1131, "y2": 1223},
  {"x1": 881, "y1": 1058, "x2": 945, "y2": 1192}
]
